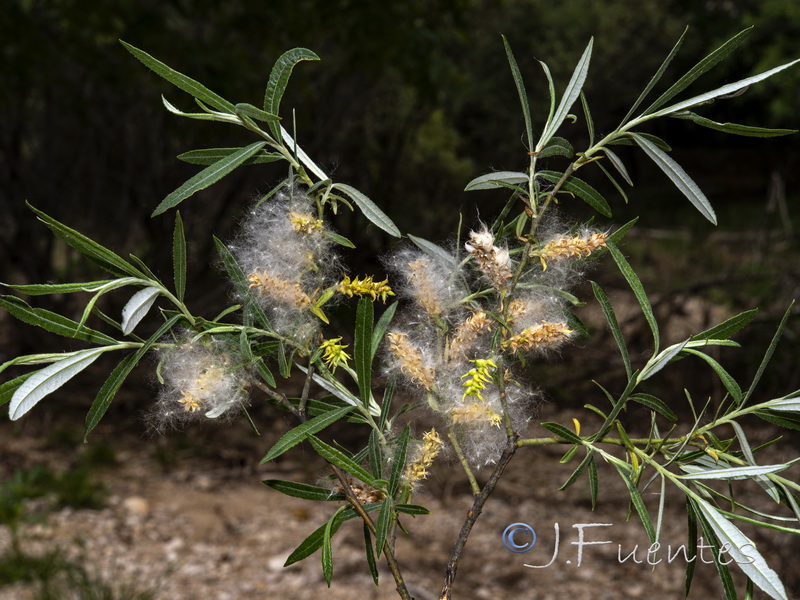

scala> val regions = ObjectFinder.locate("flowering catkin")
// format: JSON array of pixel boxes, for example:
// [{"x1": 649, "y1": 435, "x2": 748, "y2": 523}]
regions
[{"x1": 147, "y1": 338, "x2": 250, "y2": 432}]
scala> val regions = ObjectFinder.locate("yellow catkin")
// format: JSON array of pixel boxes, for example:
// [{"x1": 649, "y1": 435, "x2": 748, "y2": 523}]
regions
[
  {"x1": 407, "y1": 258, "x2": 443, "y2": 317},
  {"x1": 503, "y1": 321, "x2": 574, "y2": 353},
  {"x1": 248, "y1": 269, "x2": 311, "y2": 308},
  {"x1": 404, "y1": 429, "x2": 444, "y2": 483},
  {"x1": 451, "y1": 402, "x2": 502, "y2": 427},
  {"x1": 449, "y1": 311, "x2": 491, "y2": 361},
  {"x1": 387, "y1": 332, "x2": 435, "y2": 389},
  {"x1": 531, "y1": 232, "x2": 607, "y2": 270},
  {"x1": 338, "y1": 275, "x2": 395, "y2": 302},
  {"x1": 288, "y1": 211, "x2": 324, "y2": 234}
]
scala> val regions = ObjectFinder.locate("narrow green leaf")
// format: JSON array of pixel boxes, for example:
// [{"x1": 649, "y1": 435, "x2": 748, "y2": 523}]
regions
[
  {"x1": 650, "y1": 57, "x2": 800, "y2": 120},
  {"x1": 2, "y1": 280, "x2": 115, "y2": 296},
  {"x1": 680, "y1": 462, "x2": 794, "y2": 480},
  {"x1": 177, "y1": 147, "x2": 284, "y2": 165},
  {"x1": 597, "y1": 162, "x2": 629, "y2": 204},
  {"x1": 27, "y1": 203, "x2": 144, "y2": 278},
  {"x1": 368, "y1": 430, "x2": 382, "y2": 478},
  {"x1": 355, "y1": 298, "x2": 374, "y2": 407},
  {"x1": 639, "y1": 340, "x2": 688, "y2": 382},
  {"x1": 685, "y1": 499, "x2": 699, "y2": 597},
  {"x1": 121, "y1": 286, "x2": 161, "y2": 335},
  {"x1": 322, "y1": 507, "x2": 344, "y2": 586},
  {"x1": 260, "y1": 405, "x2": 355, "y2": 463},
  {"x1": 120, "y1": 41, "x2": 235, "y2": 113},
  {"x1": 763, "y1": 395, "x2": 800, "y2": 413},
  {"x1": 672, "y1": 113, "x2": 796, "y2": 137},
  {"x1": 580, "y1": 91, "x2": 594, "y2": 146},
  {"x1": 285, "y1": 512, "x2": 348, "y2": 566},
  {"x1": 263, "y1": 480, "x2": 345, "y2": 502},
  {"x1": 612, "y1": 132, "x2": 672, "y2": 151},
  {"x1": 539, "y1": 137, "x2": 574, "y2": 159},
  {"x1": 629, "y1": 393, "x2": 677, "y2": 421},
  {"x1": 375, "y1": 497, "x2": 393, "y2": 555},
  {"x1": 173, "y1": 212, "x2": 186, "y2": 302},
  {"x1": 502, "y1": 36, "x2": 534, "y2": 151},
  {"x1": 630, "y1": 133, "x2": 716, "y2": 224},
  {"x1": 332, "y1": 184, "x2": 401, "y2": 238},
  {"x1": 682, "y1": 348, "x2": 742, "y2": 402},
  {"x1": 0, "y1": 296, "x2": 118, "y2": 345},
  {"x1": 591, "y1": 282, "x2": 631, "y2": 378},
  {"x1": 536, "y1": 37, "x2": 593, "y2": 151},
  {"x1": 537, "y1": 171, "x2": 611, "y2": 217},
  {"x1": 744, "y1": 302, "x2": 793, "y2": 405},
  {"x1": 307, "y1": 435, "x2": 377, "y2": 487},
  {"x1": 395, "y1": 504, "x2": 431, "y2": 516},
  {"x1": 9, "y1": 347, "x2": 108, "y2": 421},
  {"x1": 152, "y1": 142, "x2": 267, "y2": 216},
  {"x1": 558, "y1": 449, "x2": 592, "y2": 491},
  {"x1": 601, "y1": 147, "x2": 633, "y2": 186},
  {"x1": 264, "y1": 48, "x2": 320, "y2": 139},
  {"x1": 693, "y1": 496, "x2": 788, "y2": 600},
  {"x1": 363, "y1": 524, "x2": 379, "y2": 585},
  {"x1": 755, "y1": 409, "x2": 800, "y2": 430},
  {"x1": 85, "y1": 313, "x2": 181, "y2": 437},
  {"x1": 613, "y1": 463, "x2": 656, "y2": 543},
  {"x1": 540, "y1": 421, "x2": 582, "y2": 444},
  {"x1": 587, "y1": 453, "x2": 598, "y2": 510},
  {"x1": 234, "y1": 102, "x2": 280, "y2": 124},
  {"x1": 464, "y1": 170, "x2": 528, "y2": 191},
  {"x1": 322, "y1": 231, "x2": 356, "y2": 249},
  {"x1": 620, "y1": 26, "x2": 687, "y2": 125},
  {"x1": 389, "y1": 426, "x2": 411, "y2": 497},
  {"x1": 606, "y1": 241, "x2": 660, "y2": 352},
  {"x1": 643, "y1": 28, "x2": 751, "y2": 116},
  {"x1": 691, "y1": 309, "x2": 758, "y2": 342},
  {"x1": 371, "y1": 302, "x2": 398, "y2": 362}
]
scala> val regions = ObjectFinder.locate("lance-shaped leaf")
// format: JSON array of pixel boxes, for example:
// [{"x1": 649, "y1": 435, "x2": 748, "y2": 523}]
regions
[
  {"x1": 538, "y1": 170, "x2": 611, "y2": 217},
  {"x1": 639, "y1": 340, "x2": 688, "y2": 382},
  {"x1": 649, "y1": 55, "x2": 800, "y2": 119},
  {"x1": 332, "y1": 183, "x2": 401, "y2": 238},
  {"x1": 744, "y1": 302, "x2": 794, "y2": 405},
  {"x1": 536, "y1": 38, "x2": 593, "y2": 152},
  {"x1": 152, "y1": 142, "x2": 267, "y2": 216},
  {"x1": 354, "y1": 298, "x2": 374, "y2": 407},
  {"x1": 591, "y1": 282, "x2": 631, "y2": 378},
  {"x1": 464, "y1": 170, "x2": 528, "y2": 191},
  {"x1": 0, "y1": 296, "x2": 118, "y2": 345},
  {"x1": 407, "y1": 234, "x2": 459, "y2": 269},
  {"x1": 691, "y1": 309, "x2": 757, "y2": 342},
  {"x1": 263, "y1": 480, "x2": 346, "y2": 502},
  {"x1": 3, "y1": 280, "x2": 116, "y2": 296},
  {"x1": 121, "y1": 286, "x2": 161, "y2": 335},
  {"x1": 27, "y1": 203, "x2": 144, "y2": 278},
  {"x1": 692, "y1": 496, "x2": 788, "y2": 600},
  {"x1": 260, "y1": 405, "x2": 355, "y2": 463},
  {"x1": 173, "y1": 212, "x2": 186, "y2": 302},
  {"x1": 234, "y1": 102, "x2": 280, "y2": 124},
  {"x1": 642, "y1": 28, "x2": 751, "y2": 117},
  {"x1": 306, "y1": 435, "x2": 378, "y2": 487},
  {"x1": 606, "y1": 241, "x2": 660, "y2": 352},
  {"x1": 620, "y1": 27, "x2": 687, "y2": 125},
  {"x1": 120, "y1": 41, "x2": 235, "y2": 113},
  {"x1": 9, "y1": 347, "x2": 109, "y2": 421},
  {"x1": 264, "y1": 48, "x2": 320, "y2": 140},
  {"x1": 502, "y1": 36, "x2": 534, "y2": 151},
  {"x1": 672, "y1": 113, "x2": 797, "y2": 137},
  {"x1": 177, "y1": 147, "x2": 283, "y2": 165},
  {"x1": 680, "y1": 461, "x2": 797, "y2": 480},
  {"x1": 763, "y1": 396, "x2": 800, "y2": 413},
  {"x1": 682, "y1": 348, "x2": 742, "y2": 402},
  {"x1": 371, "y1": 301, "x2": 398, "y2": 362},
  {"x1": 601, "y1": 147, "x2": 633, "y2": 186},
  {"x1": 630, "y1": 133, "x2": 716, "y2": 224}
]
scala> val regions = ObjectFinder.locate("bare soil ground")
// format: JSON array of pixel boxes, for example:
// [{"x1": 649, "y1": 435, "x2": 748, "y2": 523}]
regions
[{"x1": 2, "y1": 394, "x2": 799, "y2": 600}]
